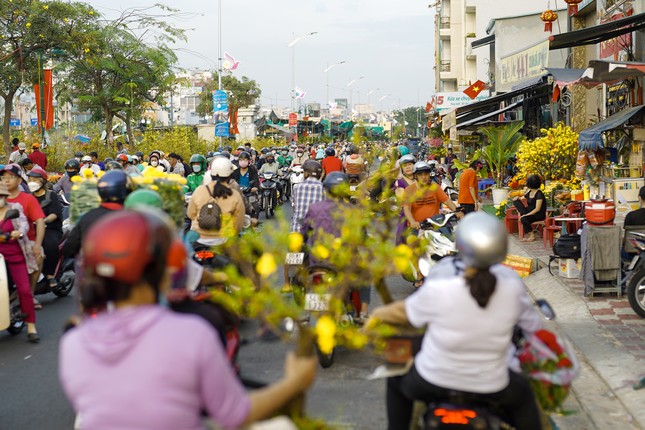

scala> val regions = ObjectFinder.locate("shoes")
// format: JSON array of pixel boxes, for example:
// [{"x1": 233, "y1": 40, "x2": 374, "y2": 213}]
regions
[
  {"x1": 27, "y1": 332, "x2": 40, "y2": 343},
  {"x1": 356, "y1": 312, "x2": 369, "y2": 325},
  {"x1": 33, "y1": 298, "x2": 42, "y2": 310}
]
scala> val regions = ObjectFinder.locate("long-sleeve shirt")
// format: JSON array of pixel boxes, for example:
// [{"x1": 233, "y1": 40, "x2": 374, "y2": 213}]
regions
[{"x1": 290, "y1": 178, "x2": 324, "y2": 232}]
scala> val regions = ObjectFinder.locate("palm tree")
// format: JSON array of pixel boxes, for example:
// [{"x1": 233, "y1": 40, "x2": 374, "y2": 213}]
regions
[{"x1": 479, "y1": 121, "x2": 525, "y2": 188}]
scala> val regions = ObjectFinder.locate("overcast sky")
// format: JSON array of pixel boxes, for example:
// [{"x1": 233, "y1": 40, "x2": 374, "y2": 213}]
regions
[{"x1": 87, "y1": 0, "x2": 435, "y2": 112}]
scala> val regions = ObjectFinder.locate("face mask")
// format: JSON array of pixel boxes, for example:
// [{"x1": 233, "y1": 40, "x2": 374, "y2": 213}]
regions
[
  {"x1": 297, "y1": 152, "x2": 303, "y2": 157},
  {"x1": 28, "y1": 182, "x2": 42, "y2": 193},
  {"x1": 282, "y1": 151, "x2": 288, "y2": 156},
  {"x1": 151, "y1": 161, "x2": 159, "y2": 167},
  {"x1": 239, "y1": 160, "x2": 249, "y2": 168},
  {"x1": 0, "y1": 197, "x2": 6, "y2": 208},
  {"x1": 192, "y1": 165, "x2": 202, "y2": 173},
  {"x1": 267, "y1": 159, "x2": 274, "y2": 164},
  {"x1": 66, "y1": 170, "x2": 78, "y2": 177}
]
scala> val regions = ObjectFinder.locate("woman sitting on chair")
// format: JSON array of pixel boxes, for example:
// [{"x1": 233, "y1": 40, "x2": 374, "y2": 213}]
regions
[{"x1": 513, "y1": 174, "x2": 546, "y2": 242}]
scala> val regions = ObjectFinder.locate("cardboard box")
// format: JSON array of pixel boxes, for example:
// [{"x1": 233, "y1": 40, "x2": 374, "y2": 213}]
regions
[
  {"x1": 502, "y1": 255, "x2": 539, "y2": 278},
  {"x1": 558, "y1": 258, "x2": 581, "y2": 279}
]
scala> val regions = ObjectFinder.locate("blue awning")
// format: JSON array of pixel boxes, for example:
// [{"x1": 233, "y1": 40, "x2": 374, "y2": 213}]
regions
[{"x1": 578, "y1": 105, "x2": 645, "y2": 150}]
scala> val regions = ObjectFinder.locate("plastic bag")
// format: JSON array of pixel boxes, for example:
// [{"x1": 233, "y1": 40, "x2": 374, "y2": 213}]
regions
[{"x1": 575, "y1": 150, "x2": 589, "y2": 177}]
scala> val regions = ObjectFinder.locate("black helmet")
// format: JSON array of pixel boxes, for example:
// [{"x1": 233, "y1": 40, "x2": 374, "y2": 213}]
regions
[
  {"x1": 74, "y1": 151, "x2": 84, "y2": 158},
  {"x1": 105, "y1": 161, "x2": 124, "y2": 171},
  {"x1": 64, "y1": 159, "x2": 81, "y2": 171},
  {"x1": 97, "y1": 170, "x2": 129, "y2": 203},
  {"x1": 220, "y1": 151, "x2": 231, "y2": 159},
  {"x1": 302, "y1": 160, "x2": 322, "y2": 178},
  {"x1": 348, "y1": 145, "x2": 358, "y2": 155},
  {"x1": 323, "y1": 172, "x2": 349, "y2": 195},
  {"x1": 260, "y1": 148, "x2": 269, "y2": 155},
  {"x1": 325, "y1": 147, "x2": 335, "y2": 157},
  {"x1": 238, "y1": 151, "x2": 251, "y2": 160}
]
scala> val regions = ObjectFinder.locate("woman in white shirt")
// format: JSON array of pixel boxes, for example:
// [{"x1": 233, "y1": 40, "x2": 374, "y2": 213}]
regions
[{"x1": 369, "y1": 212, "x2": 542, "y2": 430}]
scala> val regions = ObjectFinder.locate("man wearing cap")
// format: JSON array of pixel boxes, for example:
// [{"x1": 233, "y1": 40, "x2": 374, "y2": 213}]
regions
[
  {"x1": 28, "y1": 143, "x2": 47, "y2": 170},
  {"x1": 80, "y1": 155, "x2": 101, "y2": 176},
  {"x1": 9, "y1": 142, "x2": 29, "y2": 164},
  {"x1": 1, "y1": 164, "x2": 46, "y2": 298}
]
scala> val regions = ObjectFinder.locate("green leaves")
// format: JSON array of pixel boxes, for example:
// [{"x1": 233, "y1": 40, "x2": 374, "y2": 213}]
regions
[{"x1": 479, "y1": 121, "x2": 525, "y2": 187}]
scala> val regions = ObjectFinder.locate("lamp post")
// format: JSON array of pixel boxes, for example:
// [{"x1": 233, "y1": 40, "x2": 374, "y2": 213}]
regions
[
  {"x1": 324, "y1": 60, "x2": 346, "y2": 114},
  {"x1": 347, "y1": 76, "x2": 364, "y2": 119},
  {"x1": 367, "y1": 88, "x2": 380, "y2": 112},
  {"x1": 288, "y1": 31, "x2": 318, "y2": 113}
]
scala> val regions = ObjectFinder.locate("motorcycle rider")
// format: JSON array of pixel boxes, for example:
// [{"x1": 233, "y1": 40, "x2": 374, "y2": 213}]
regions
[
  {"x1": 394, "y1": 154, "x2": 416, "y2": 245},
  {"x1": 321, "y1": 147, "x2": 344, "y2": 177},
  {"x1": 290, "y1": 147, "x2": 308, "y2": 167},
  {"x1": 63, "y1": 170, "x2": 130, "y2": 259},
  {"x1": 277, "y1": 147, "x2": 293, "y2": 169},
  {"x1": 0, "y1": 183, "x2": 39, "y2": 342},
  {"x1": 59, "y1": 210, "x2": 317, "y2": 430},
  {"x1": 185, "y1": 154, "x2": 208, "y2": 193},
  {"x1": 80, "y1": 155, "x2": 101, "y2": 176},
  {"x1": 368, "y1": 213, "x2": 542, "y2": 430},
  {"x1": 258, "y1": 153, "x2": 284, "y2": 203},
  {"x1": 53, "y1": 159, "x2": 81, "y2": 195},
  {"x1": 290, "y1": 160, "x2": 324, "y2": 232},
  {"x1": 27, "y1": 168, "x2": 64, "y2": 291},
  {"x1": 343, "y1": 145, "x2": 366, "y2": 180}
]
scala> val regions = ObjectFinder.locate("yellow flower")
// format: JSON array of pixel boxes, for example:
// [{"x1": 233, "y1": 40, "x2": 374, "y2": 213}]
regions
[
  {"x1": 43, "y1": 5, "x2": 48, "y2": 9},
  {"x1": 315, "y1": 315, "x2": 336, "y2": 354},
  {"x1": 82, "y1": 169, "x2": 94, "y2": 178},
  {"x1": 311, "y1": 244, "x2": 330, "y2": 260},
  {"x1": 71, "y1": 185, "x2": 79, "y2": 191},
  {"x1": 26, "y1": 22, "x2": 31, "y2": 28},
  {"x1": 331, "y1": 237, "x2": 343, "y2": 250},
  {"x1": 70, "y1": 175, "x2": 83, "y2": 183},
  {"x1": 256, "y1": 253, "x2": 277, "y2": 278},
  {"x1": 96, "y1": 170, "x2": 105, "y2": 179},
  {"x1": 131, "y1": 176, "x2": 144, "y2": 185},
  {"x1": 167, "y1": 173, "x2": 187, "y2": 185},
  {"x1": 393, "y1": 244, "x2": 413, "y2": 272},
  {"x1": 287, "y1": 232, "x2": 303, "y2": 252},
  {"x1": 345, "y1": 331, "x2": 368, "y2": 349}
]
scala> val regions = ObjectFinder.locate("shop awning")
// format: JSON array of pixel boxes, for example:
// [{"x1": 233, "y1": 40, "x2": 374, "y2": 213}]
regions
[
  {"x1": 548, "y1": 61, "x2": 645, "y2": 88},
  {"x1": 471, "y1": 34, "x2": 494, "y2": 49},
  {"x1": 578, "y1": 105, "x2": 645, "y2": 150},
  {"x1": 549, "y1": 12, "x2": 645, "y2": 50},
  {"x1": 456, "y1": 101, "x2": 522, "y2": 129}
]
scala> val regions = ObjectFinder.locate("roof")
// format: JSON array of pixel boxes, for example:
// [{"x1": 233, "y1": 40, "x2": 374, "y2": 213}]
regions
[
  {"x1": 549, "y1": 61, "x2": 645, "y2": 87},
  {"x1": 456, "y1": 101, "x2": 522, "y2": 129},
  {"x1": 549, "y1": 12, "x2": 645, "y2": 50}
]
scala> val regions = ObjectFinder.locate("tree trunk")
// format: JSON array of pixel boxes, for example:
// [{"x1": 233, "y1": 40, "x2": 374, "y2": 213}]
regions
[
  {"x1": 2, "y1": 89, "x2": 17, "y2": 155},
  {"x1": 125, "y1": 112, "x2": 134, "y2": 149},
  {"x1": 105, "y1": 109, "x2": 114, "y2": 145}
]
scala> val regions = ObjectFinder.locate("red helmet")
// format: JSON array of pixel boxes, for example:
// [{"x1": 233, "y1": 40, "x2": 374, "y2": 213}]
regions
[
  {"x1": 116, "y1": 153, "x2": 129, "y2": 163},
  {"x1": 82, "y1": 210, "x2": 173, "y2": 286},
  {"x1": 27, "y1": 167, "x2": 48, "y2": 181}
]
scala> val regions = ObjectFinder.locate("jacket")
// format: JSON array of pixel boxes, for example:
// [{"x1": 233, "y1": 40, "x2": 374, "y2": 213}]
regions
[
  {"x1": 186, "y1": 182, "x2": 245, "y2": 240},
  {"x1": 185, "y1": 172, "x2": 205, "y2": 194}
]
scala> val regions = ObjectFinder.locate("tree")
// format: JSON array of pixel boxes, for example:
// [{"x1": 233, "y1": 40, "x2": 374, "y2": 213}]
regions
[
  {"x1": 0, "y1": 0, "x2": 97, "y2": 153},
  {"x1": 196, "y1": 74, "x2": 261, "y2": 134},
  {"x1": 392, "y1": 106, "x2": 425, "y2": 137},
  {"x1": 56, "y1": 5, "x2": 183, "y2": 145}
]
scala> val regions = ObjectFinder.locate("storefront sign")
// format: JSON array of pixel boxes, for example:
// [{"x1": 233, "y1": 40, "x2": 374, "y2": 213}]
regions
[
  {"x1": 436, "y1": 91, "x2": 490, "y2": 113},
  {"x1": 499, "y1": 39, "x2": 549, "y2": 88},
  {"x1": 442, "y1": 110, "x2": 456, "y2": 132}
]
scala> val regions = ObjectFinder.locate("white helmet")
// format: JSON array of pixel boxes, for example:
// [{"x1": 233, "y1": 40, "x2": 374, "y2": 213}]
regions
[
  {"x1": 210, "y1": 157, "x2": 237, "y2": 178},
  {"x1": 81, "y1": 155, "x2": 92, "y2": 162}
]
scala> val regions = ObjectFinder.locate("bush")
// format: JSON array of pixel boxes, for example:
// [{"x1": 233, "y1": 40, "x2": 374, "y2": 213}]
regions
[{"x1": 515, "y1": 123, "x2": 578, "y2": 182}]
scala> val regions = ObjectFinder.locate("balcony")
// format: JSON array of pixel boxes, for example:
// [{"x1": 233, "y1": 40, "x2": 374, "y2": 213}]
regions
[
  {"x1": 440, "y1": 61, "x2": 451, "y2": 72},
  {"x1": 440, "y1": 16, "x2": 450, "y2": 29},
  {"x1": 465, "y1": 36, "x2": 476, "y2": 60}
]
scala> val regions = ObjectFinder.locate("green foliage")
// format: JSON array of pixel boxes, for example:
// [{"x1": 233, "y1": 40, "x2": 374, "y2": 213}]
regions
[
  {"x1": 392, "y1": 106, "x2": 425, "y2": 137},
  {"x1": 479, "y1": 121, "x2": 525, "y2": 187},
  {"x1": 196, "y1": 73, "x2": 261, "y2": 118}
]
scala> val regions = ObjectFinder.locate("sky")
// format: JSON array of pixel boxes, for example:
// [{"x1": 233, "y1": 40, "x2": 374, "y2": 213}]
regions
[{"x1": 86, "y1": 0, "x2": 436, "y2": 112}]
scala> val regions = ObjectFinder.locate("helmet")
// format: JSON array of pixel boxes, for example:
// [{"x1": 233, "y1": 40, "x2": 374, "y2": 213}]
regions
[
  {"x1": 124, "y1": 189, "x2": 163, "y2": 210},
  {"x1": 220, "y1": 151, "x2": 231, "y2": 159},
  {"x1": 27, "y1": 167, "x2": 48, "y2": 181},
  {"x1": 74, "y1": 151, "x2": 84, "y2": 158},
  {"x1": 81, "y1": 155, "x2": 92, "y2": 163},
  {"x1": 116, "y1": 153, "x2": 129, "y2": 163},
  {"x1": 64, "y1": 159, "x2": 81, "y2": 171},
  {"x1": 413, "y1": 161, "x2": 433, "y2": 174},
  {"x1": 397, "y1": 145, "x2": 410, "y2": 157},
  {"x1": 189, "y1": 154, "x2": 207, "y2": 171},
  {"x1": 97, "y1": 170, "x2": 129, "y2": 203},
  {"x1": 82, "y1": 209, "x2": 173, "y2": 286},
  {"x1": 323, "y1": 172, "x2": 349, "y2": 195},
  {"x1": 131, "y1": 155, "x2": 140, "y2": 163},
  {"x1": 135, "y1": 151, "x2": 144, "y2": 158},
  {"x1": 105, "y1": 161, "x2": 124, "y2": 171},
  {"x1": 456, "y1": 212, "x2": 508, "y2": 269},
  {"x1": 399, "y1": 154, "x2": 416, "y2": 166},
  {"x1": 348, "y1": 145, "x2": 358, "y2": 155},
  {"x1": 238, "y1": 151, "x2": 251, "y2": 160},
  {"x1": 325, "y1": 147, "x2": 336, "y2": 157},
  {"x1": 302, "y1": 160, "x2": 322, "y2": 178},
  {"x1": 260, "y1": 148, "x2": 269, "y2": 155},
  {"x1": 210, "y1": 157, "x2": 237, "y2": 178}
]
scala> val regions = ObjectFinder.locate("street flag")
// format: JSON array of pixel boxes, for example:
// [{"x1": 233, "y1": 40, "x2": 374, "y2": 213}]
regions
[
  {"x1": 425, "y1": 101, "x2": 433, "y2": 113},
  {"x1": 212, "y1": 90, "x2": 230, "y2": 137},
  {"x1": 294, "y1": 87, "x2": 306, "y2": 99},
  {"x1": 463, "y1": 80, "x2": 487, "y2": 100},
  {"x1": 34, "y1": 68, "x2": 54, "y2": 131},
  {"x1": 222, "y1": 52, "x2": 240, "y2": 71}
]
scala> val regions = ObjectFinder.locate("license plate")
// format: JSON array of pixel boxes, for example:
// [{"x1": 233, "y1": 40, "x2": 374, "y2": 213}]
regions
[
  {"x1": 285, "y1": 252, "x2": 304, "y2": 265},
  {"x1": 350, "y1": 185, "x2": 357, "y2": 191},
  {"x1": 304, "y1": 293, "x2": 330, "y2": 311}
]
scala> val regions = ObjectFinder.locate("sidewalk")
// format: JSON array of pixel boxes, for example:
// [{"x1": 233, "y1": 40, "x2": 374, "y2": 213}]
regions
[{"x1": 508, "y1": 233, "x2": 645, "y2": 429}]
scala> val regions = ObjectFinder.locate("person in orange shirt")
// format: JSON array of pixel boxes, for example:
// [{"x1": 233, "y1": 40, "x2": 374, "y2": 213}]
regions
[{"x1": 458, "y1": 160, "x2": 483, "y2": 214}]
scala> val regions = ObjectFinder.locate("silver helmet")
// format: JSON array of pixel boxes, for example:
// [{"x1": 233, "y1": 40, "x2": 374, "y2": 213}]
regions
[
  {"x1": 399, "y1": 154, "x2": 416, "y2": 166},
  {"x1": 455, "y1": 212, "x2": 508, "y2": 269},
  {"x1": 413, "y1": 161, "x2": 433, "y2": 174}
]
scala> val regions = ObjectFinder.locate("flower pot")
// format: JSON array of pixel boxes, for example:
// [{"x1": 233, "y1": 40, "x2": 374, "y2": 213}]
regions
[{"x1": 492, "y1": 187, "x2": 509, "y2": 206}]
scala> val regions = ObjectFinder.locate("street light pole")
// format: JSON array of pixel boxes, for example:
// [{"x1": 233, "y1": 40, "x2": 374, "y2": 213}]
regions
[
  {"x1": 324, "y1": 60, "x2": 346, "y2": 114},
  {"x1": 367, "y1": 88, "x2": 380, "y2": 112},
  {"x1": 347, "y1": 76, "x2": 364, "y2": 119},
  {"x1": 217, "y1": 0, "x2": 222, "y2": 91},
  {"x1": 288, "y1": 31, "x2": 317, "y2": 113}
]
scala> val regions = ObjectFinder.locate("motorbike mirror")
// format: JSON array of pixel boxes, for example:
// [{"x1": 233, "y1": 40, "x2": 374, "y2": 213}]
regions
[
  {"x1": 3, "y1": 209, "x2": 19, "y2": 221},
  {"x1": 535, "y1": 299, "x2": 556, "y2": 320}
]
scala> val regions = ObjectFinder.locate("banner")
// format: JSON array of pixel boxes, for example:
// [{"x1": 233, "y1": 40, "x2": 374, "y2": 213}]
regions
[
  {"x1": 436, "y1": 91, "x2": 490, "y2": 113},
  {"x1": 33, "y1": 68, "x2": 54, "y2": 131},
  {"x1": 498, "y1": 39, "x2": 549, "y2": 89},
  {"x1": 212, "y1": 90, "x2": 230, "y2": 137}
]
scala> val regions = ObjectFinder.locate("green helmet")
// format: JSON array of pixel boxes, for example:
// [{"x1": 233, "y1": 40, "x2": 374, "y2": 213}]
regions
[
  {"x1": 124, "y1": 189, "x2": 163, "y2": 210},
  {"x1": 189, "y1": 154, "x2": 207, "y2": 173},
  {"x1": 397, "y1": 145, "x2": 410, "y2": 157}
]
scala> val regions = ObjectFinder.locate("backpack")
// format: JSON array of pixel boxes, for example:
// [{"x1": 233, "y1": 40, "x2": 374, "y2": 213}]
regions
[
  {"x1": 197, "y1": 185, "x2": 222, "y2": 231},
  {"x1": 548, "y1": 233, "x2": 581, "y2": 275}
]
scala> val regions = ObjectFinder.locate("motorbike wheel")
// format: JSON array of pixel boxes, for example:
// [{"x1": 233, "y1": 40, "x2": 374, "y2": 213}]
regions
[
  {"x1": 264, "y1": 196, "x2": 273, "y2": 219},
  {"x1": 315, "y1": 344, "x2": 335, "y2": 368},
  {"x1": 7, "y1": 320, "x2": 24, "y2": 335},
  {"x1": 627, "y1": 268, "x2": 645, "y2": 318},
  {"x1": 53, "y1": 272, "x2": 75, "y2": 297}
]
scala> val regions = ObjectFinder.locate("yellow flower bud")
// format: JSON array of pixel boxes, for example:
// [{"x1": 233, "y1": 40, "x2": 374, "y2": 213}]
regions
[
  {"x1": 393, "y1": 244, "x2": 413, "y2": 272},
  {"x1": 256, "y1": 253, "x2": 277, "y2": 278},
  {"x1": 311, "y1": 244, "x2": 330, "y2": 260},
  {"x1": 287, "y1": 232, "x2": 303, "y2": 252},
  {"x1": 315, "y1": 315, "x2": 336, "y2": 354}
]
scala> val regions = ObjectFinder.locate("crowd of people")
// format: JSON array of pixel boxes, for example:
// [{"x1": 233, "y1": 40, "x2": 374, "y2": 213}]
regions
[{"x1": 0, "y1": 136, "x2": 552, "y2": 429}]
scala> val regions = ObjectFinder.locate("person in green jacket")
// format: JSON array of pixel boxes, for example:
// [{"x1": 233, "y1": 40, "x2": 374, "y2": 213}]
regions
[
  {"x1": 185, "y1": 154, "x2": 207, "y2": 193},
  {"x1": 277, "y1": 147, "x2": 293, "y2": 169}
]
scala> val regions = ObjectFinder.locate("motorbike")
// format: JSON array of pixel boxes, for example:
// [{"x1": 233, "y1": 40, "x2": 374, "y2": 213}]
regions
[
  {"x1": 622, "y1": 231, "x2": 645, "y2": 317},
  {"x1": 277, "y1": 169, "x2": 291, "y2": 202},
  {"x1": 259, "y1": 172, "x2": 278, "y2": 219},
  {"x1": 0, "y1": 209, "x2": 26, "y2": 335},
  {"x1": 240, "y1": 186, "x2": 261, "y2": 219},
  {"x1": 348, "y1": 174, "x2": 361, "y2": 192},
  {"x1": 34, "y1": 220, "x2": 75, "y2": 298},
  {"x1": 289, "y1": 166, "x2": 305, "y2": 200}
]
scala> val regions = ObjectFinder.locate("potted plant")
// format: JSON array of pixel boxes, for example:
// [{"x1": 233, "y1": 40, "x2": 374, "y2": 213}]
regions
[{"x1": 479, "y1": 121, "x2": 525, "y2": 205}]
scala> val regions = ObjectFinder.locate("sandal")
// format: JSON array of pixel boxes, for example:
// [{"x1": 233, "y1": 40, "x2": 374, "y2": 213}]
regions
[
  {"x1": 48, "y1": 278, "x2": 59, "y2": 290},
  {"x1": 27, "y1": 332, "x2": 40, "y2": 343},
  {"x1": 33, "y1": 298, "x2": 42, "y2": 310}
]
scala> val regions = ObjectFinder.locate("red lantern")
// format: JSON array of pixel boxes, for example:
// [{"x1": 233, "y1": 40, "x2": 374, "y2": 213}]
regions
[
  {"x1": 540, "y1": 9, "x2": 558, "y2": 33},
  {"x1": 564, "y1": 0, "x2": 582, "y2": 15}
]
